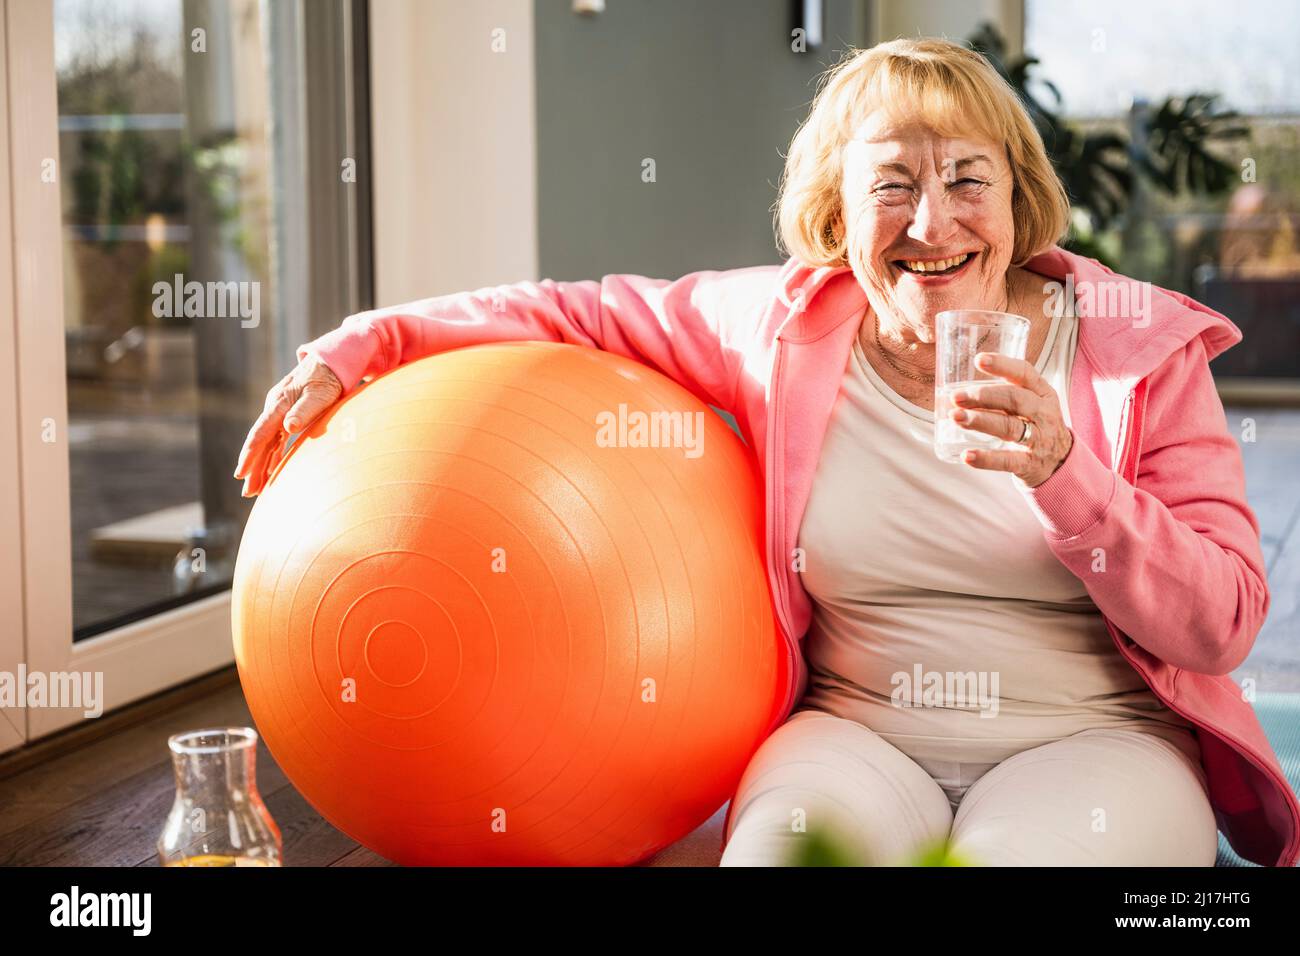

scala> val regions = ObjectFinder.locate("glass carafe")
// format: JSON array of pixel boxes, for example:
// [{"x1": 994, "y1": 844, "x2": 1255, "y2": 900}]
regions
[{"x1": 158, "y1": 727, "x2": 283, "y2": 867}]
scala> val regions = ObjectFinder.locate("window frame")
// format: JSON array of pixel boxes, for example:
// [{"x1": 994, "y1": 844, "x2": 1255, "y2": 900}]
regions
[{"x1": 0, "y1": 0, "x2": 373, "y2": 748}]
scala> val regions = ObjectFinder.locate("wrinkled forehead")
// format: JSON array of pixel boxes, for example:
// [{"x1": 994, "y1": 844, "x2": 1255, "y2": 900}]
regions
[{"x1": 843, "y1": 116, "x2": 1005, "y2": 177}]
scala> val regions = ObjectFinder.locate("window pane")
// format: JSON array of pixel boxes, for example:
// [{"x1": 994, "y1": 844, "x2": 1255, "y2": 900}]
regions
[
  {"x1": 1024, "y1": 0, "x2": 1300, "y2": 119},
  {"x1": 55, "y1": 0, "x2": 367, "y2": 637},
  {"x1": 1023, "y1": 0, "x2": 1300, "y2": 383}
]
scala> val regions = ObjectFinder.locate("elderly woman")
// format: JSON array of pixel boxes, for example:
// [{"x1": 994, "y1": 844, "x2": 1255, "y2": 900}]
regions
[{"x1": 234, "y1": 38, "x2": 1298, "y2": 867}]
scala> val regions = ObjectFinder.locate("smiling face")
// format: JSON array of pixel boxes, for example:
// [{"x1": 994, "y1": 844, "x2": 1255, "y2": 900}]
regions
[{"x1": 836, "y1": 115, "x2": 1017, "y2": 343}]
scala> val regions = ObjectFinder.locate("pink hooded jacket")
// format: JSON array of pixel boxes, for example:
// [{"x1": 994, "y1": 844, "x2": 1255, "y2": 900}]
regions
[{"x1": 299, "y1": 245, "x2": 1299, "y2": 867}]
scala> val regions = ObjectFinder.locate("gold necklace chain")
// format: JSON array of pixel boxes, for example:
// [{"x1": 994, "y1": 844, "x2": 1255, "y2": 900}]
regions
[{"x1": 873, "y1": 319, "x2": 936, "y2": 383}]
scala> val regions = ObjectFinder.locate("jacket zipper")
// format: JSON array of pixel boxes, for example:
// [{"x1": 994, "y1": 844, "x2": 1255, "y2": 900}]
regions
[
  {"x1": 721, "y1": 330, "x2": 797, "y2": 853},
  {"x1": 767, "y1": 338, "x2": 798, "y2": 736}
]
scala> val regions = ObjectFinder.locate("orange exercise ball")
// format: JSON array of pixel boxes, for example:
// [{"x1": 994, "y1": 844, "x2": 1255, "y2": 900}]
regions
[{"x1": 232, "y1": 342, "x2": 785, "y2": 865}]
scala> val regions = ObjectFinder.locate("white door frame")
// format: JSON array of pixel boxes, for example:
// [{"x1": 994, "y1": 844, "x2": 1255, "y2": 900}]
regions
[
  {"x1": 0, "y1": 0, "x2": 28, "y2": 754},
  {"x1": 2, "y1": 0, "x2": 233, "y2": 748}
]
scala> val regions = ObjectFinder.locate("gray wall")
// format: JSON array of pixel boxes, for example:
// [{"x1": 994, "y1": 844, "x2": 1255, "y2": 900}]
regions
[{"x1": 534, "y1": 0, "x2": 867, "y2": 282}]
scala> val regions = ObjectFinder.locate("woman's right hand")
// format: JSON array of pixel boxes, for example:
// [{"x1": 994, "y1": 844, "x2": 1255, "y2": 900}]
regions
[{"x1": 234, "y1": 354, "x2": 344, "y2": 497}]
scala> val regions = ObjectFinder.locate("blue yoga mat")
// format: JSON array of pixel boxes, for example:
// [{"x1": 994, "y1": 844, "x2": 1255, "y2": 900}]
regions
[{"x1": 1215, "y1": 692, "x2": 1300, "y2": 867}]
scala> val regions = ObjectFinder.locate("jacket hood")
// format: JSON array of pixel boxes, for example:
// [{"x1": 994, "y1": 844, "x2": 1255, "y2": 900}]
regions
[{"x1": 776, "y1": 246, "x2": 1243, "y2": 383}]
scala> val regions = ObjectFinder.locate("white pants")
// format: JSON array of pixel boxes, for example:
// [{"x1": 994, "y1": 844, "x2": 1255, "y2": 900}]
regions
[{"x1": 719, "y1": 708, "x2": 1220, "y2": 866}]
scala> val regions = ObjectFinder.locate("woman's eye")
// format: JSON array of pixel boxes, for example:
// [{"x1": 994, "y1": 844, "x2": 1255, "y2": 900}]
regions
[{"x1": 952, "y1": 177, "x2": 987, "y2": 188}]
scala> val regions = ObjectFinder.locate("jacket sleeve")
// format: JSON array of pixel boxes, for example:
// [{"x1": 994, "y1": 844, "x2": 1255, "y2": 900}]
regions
[
  {"x1": 1016, "y1": 335, "x2": 1269, "y2": 675},
  {"x1": 296, "y1": 266, "x2": 780, "y2": 417}
]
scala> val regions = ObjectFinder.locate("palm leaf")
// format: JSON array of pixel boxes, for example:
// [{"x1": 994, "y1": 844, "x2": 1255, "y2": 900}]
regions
[
  {"x1": 965, "y1": 21, "x2": 1249, "y2": 232},
  {"x1": 1139, "y1": 93, "x2": 1249, "y2": 194}
]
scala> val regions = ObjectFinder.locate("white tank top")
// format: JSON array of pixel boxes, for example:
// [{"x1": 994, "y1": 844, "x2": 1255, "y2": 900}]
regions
[{"x1": 795, "y1": 292, "x2": 1195, "y2": 762}]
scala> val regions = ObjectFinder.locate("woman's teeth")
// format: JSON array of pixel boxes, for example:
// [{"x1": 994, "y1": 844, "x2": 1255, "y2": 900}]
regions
[{"x1": 899, "y1": 252, "x2": 972, "y2": 274}]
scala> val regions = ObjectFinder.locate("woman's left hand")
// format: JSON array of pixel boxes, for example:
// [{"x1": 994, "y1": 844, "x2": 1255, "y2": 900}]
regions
[{"x1": 947, "y1": 352, "x2": 1074, "y2": 488}]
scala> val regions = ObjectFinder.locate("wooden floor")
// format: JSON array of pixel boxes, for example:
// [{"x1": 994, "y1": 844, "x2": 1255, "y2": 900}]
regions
[
  {"x1": 0, "y1": 667, "x2": 727, "y2": 866},
  {"x1": 0, "y1": 668, "x2": 392, "y2": 867}
]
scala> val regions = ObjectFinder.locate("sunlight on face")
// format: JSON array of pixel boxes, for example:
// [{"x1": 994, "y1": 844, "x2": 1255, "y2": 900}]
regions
[{"x1": 838, "y1": 116, "x2": 1017, "y2": 342}]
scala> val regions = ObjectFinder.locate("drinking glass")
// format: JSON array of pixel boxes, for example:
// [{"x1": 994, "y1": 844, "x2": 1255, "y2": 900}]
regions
[
  {"x1": 934, "y1": 309, "x2": 1030, "y2": 463},
  {"x1": 158, "y1": 727, "x2": 282, "y2": 867}
]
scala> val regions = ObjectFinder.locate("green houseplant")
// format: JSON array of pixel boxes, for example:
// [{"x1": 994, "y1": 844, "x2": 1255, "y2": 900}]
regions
[{"x1": 965, "y1": 22, "x2": 1249, "y2": 269}]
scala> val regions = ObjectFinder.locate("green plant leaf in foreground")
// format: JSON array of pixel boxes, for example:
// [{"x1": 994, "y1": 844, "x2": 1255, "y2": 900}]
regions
[{"x1": 782, "y1": 823, "x2": 973, "y2": 867}]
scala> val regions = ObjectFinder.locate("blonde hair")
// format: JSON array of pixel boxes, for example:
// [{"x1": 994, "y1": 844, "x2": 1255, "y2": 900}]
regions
[{"x1": 774, "y1": 38, "x2": 1071, "y2": 267}]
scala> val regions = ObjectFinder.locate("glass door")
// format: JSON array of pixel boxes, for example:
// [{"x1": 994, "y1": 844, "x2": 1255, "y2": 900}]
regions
[{"x1": 1, "y1": 0, "x2": 371, "y2": 748}]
